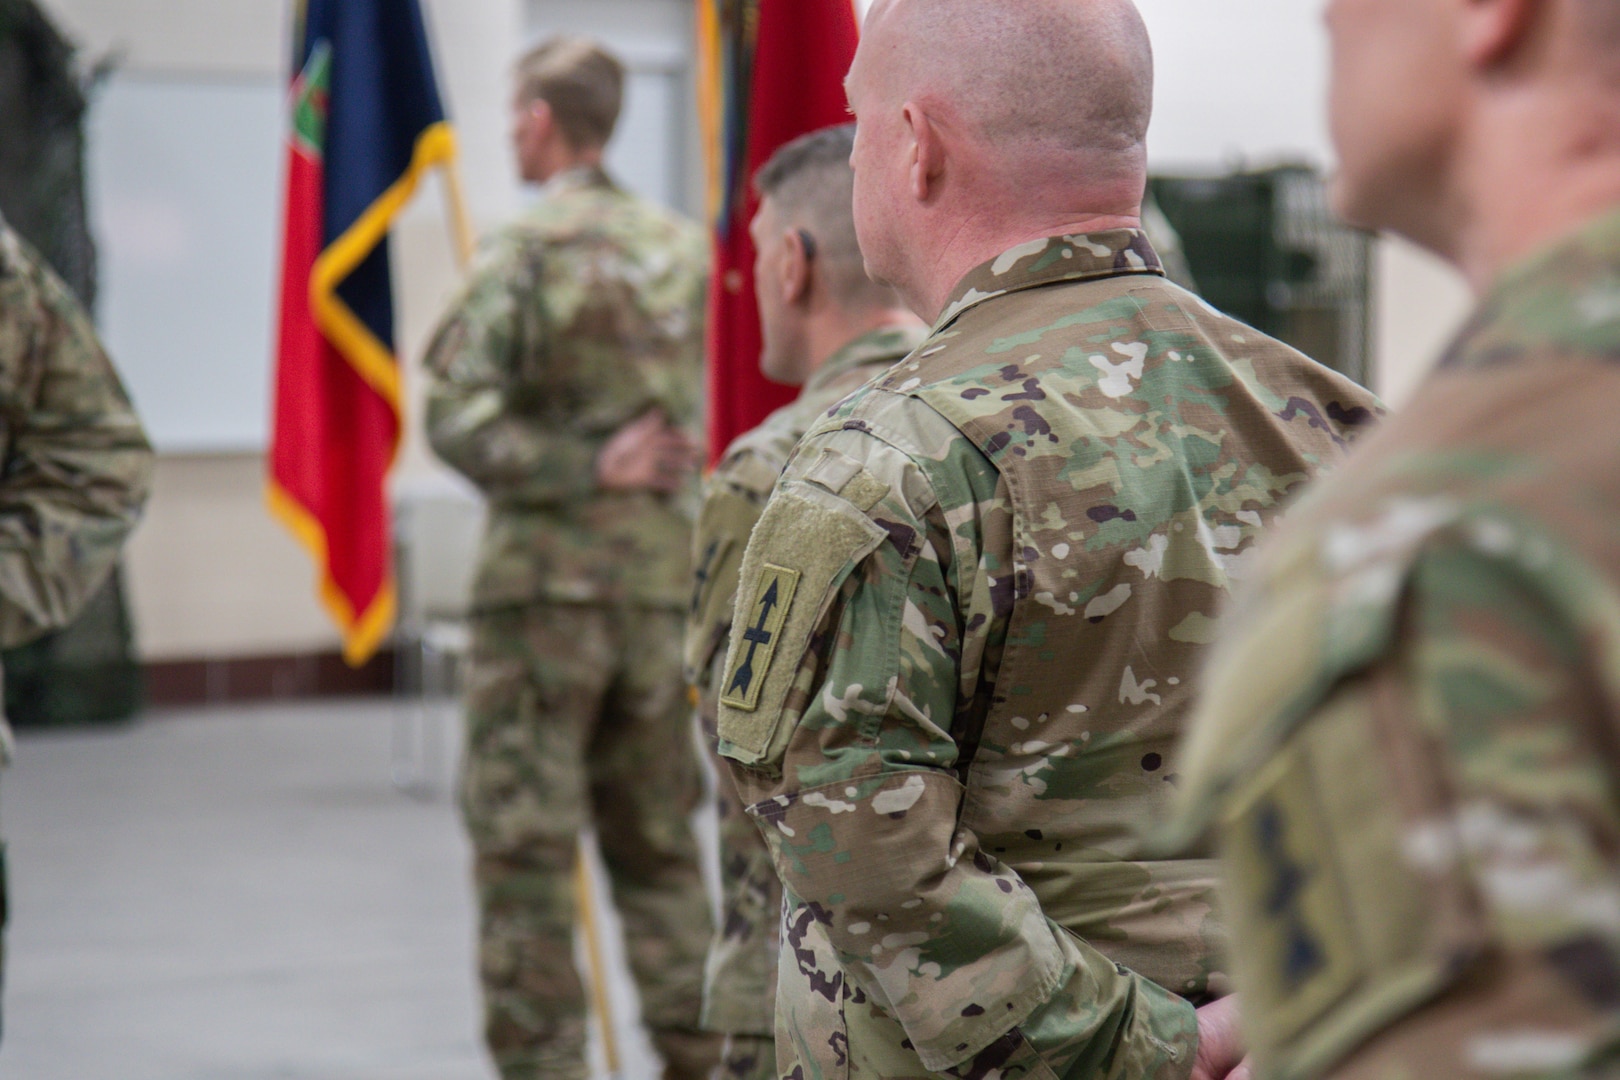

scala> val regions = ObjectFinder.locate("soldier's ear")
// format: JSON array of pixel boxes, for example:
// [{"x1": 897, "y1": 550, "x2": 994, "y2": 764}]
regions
[
  {"x1": 527, "y1": 99, "x2": 557, "y2": 141},
  {"x1": 903, "y1": 101, "x2": 944, "y2": 203},
  {"x1": 1459, "y1": 0, "x2": 1541, "y2": 68},
  {"x1": 781, "y1": 228, "x2": 812, "y2": 306}
]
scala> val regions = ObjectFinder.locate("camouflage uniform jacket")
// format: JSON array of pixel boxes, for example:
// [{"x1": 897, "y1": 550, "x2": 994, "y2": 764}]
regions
[
  {"x1": 424, "y1": 166, "x2": 709, "y2": 612},
  {"x1": 0, "y1": 221, "x2": 153, "y2": 761},
  {"x1": 1166, "y1": 209, "x2": 1620, "y2": 1080},
  {"x1": 686, "y1": 324, "x2": 927, "y2": 1035},
  {"x1": 716, "y1": 231, "x2": 1382, "y2": 1078}
]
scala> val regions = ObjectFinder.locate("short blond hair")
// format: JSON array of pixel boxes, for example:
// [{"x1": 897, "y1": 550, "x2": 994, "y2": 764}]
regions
[{"x1": 514, "y1": 37, "x2": 625, "y2": 150}]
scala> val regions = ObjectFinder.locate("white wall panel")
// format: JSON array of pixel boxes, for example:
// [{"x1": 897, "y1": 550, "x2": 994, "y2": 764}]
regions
[{"x1": 88, "y1": 75, "x2": 282, "y2": 453}]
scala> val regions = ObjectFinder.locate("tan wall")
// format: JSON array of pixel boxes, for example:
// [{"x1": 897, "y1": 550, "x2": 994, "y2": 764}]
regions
[
  {"x1": 1372, "y1": 235, "x2": 1475, "y2": 409},
  {"x1": 124, "y1": 455, "x2": 338, "y2": 658}
]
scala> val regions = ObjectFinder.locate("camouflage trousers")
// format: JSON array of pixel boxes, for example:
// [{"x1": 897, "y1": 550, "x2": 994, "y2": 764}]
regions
[
  {"x1": 460, "y1": 603, "x2": 720, "y2": 1080},
  {"x1": 698, "y1": 703, "x2": 781, "y2": 1080}
]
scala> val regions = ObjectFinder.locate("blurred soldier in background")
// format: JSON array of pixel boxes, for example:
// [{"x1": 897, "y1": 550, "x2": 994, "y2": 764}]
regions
[
  {"x1": 683, "y1": 122, "x2": 925, "y2": 1080},
  {"x1": 1167, "y1": 0, "x2": 1620, "y2": 1077},
  {"x1": 0, "y1": 0, "x2": 146, "y2": 729},
  {"x1": 0, "y1": 218, "x2": 153, "y2": 1035},
  {"x1": 423, "y1": 37, "x2": 719, "y2": 1080},
  {"x1": 713, "y1": 1, "x2": 1380, "y2": 1078}
]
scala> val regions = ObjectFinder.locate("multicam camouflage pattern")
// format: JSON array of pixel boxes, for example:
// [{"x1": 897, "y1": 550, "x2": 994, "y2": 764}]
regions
[
  {"x1": 1168, "y1": 207, "x2": 1620, "y2": 1080},
  {"x1": 461, "y1": 603, "x2": 717, "y2": 1080},
  {"x1": 687, "y1": 326, "x2": 926, "y2": 1065},
  {"x1": 716, "y1": 231, "x2": 1381, "y2": 1078},
  {"x1": 0, "y1": 219, "x2": 152, "y2": 757},
  {"x1": 424, "y1": 165, "x2": 709, "y2": 612},
  {"x1": 425, "y1": 170, "x2": 716, "y2": 1079},
  {"x1": 0, "y1": 218, "x2": 152, "y2": 1020}
]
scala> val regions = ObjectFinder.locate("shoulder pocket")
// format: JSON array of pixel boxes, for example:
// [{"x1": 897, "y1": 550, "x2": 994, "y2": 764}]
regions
[
  {"x1": 1218, "y1": 665, "x2": 1490, "y2": 1080},
  {"x1": 717, "y1": 477, "x2": 889, "y2": 768}
]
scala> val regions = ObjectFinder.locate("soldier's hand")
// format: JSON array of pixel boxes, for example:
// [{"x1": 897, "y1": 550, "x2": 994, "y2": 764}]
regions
[
  {"x1": 1191, "y1": 995, "x2": 1251, "y2": 1080},
  {"x1": 595, "y1": 409, "x2": 702, "y2": 495}
]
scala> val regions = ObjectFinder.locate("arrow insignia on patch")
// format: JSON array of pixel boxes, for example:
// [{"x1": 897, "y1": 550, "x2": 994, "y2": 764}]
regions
[{"x1": 721, "y1": 564, "x2": 800, "y2": 712}]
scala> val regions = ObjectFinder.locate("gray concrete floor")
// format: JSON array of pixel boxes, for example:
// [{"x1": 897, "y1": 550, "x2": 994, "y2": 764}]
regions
[{"x1": 0, "y1": 699, "x2": 676, "y2": 1080}]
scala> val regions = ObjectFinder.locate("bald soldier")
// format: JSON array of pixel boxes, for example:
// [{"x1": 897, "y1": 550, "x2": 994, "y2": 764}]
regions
[
  {"x1": 713, "y1": 2, "x2": 1381, "y2": 1078},
  {"x1": 1165, "y1": 0, "x2": 1620, "y2": 1077},
  {"x1": 684, "y1": 124, "x2": 926, "y2": 1080}
]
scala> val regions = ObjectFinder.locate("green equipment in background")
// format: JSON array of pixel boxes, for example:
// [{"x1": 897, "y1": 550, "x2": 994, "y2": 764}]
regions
[{"x1": 1149, "y1": 165, "x2": 1373, "y2": 387}]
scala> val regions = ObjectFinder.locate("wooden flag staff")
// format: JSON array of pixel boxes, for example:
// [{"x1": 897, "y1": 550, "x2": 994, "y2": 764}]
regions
[{"x1": 438, "y1": 158, "x2": 623, "y2": 1079}]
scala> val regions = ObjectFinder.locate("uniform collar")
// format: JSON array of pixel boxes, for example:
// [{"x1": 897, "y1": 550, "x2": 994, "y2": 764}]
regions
[
  {"x1": 803, "y1": 324, "x2": 931, "y2": 397},
  {"x1": 540, "y1": 164, "x2": 615, "y2": 199},
  {"x1": 933, "y1": 230, "x2": 1165, "y2": 331},
  {"x1": 1442, "y1": 205, "x2": 1620, "y2": 370}
]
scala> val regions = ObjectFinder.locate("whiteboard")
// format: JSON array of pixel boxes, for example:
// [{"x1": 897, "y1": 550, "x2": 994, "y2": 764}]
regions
[
  {"x1": 88, "y1": 74, "x2": 284, "y2": 453},
  {"x1": 606, "y1": 67, "x2": 688, "y2": 211}
]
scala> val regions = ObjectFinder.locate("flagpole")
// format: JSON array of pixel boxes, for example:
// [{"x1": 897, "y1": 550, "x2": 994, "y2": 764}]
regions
[
  {"x1": 574, "y1": 844, "x2": 623, "y2": 1078},
  {"x1": 435, "y1": 156, "x2": 621, "y2": 1076},
  {"x1": 440, "y1": 156, "x2": 479, "y2": 268}
]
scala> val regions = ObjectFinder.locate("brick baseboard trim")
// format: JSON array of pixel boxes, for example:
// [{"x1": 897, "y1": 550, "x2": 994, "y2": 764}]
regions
[{"x1": 145, "y1": 649, "x2": 396, "y2": 708}]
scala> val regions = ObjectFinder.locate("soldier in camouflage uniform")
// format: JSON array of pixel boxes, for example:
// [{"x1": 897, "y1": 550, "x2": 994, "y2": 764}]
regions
[
  {"x1": 1165, "y1": 1, "x2": 1620, "y2": 1078},
  {"x1": 714, "y1": 2, "x2": 1382, "y2": 1077},
  {"x1": 684, "y1": 124, "x2": 926, "y2": 1080},
  {"x1": 423, "y1": 38, "x2": 719, "y2": 1080},
  {"x1": 0, "y1": 217, "x2": 152, "y2": 1031}
]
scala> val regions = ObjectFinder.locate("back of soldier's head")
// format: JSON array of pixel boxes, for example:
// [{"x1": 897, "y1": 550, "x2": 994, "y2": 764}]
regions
[
  {"x1": 514, "y1": 37, "x2": 624, "y2": 151},
  {"x1": 755, "y1": 124, "x2": 893, "y2": 311},
  {"x1": 875, "y1": 0, "x2": 1154, "y2": 187}
]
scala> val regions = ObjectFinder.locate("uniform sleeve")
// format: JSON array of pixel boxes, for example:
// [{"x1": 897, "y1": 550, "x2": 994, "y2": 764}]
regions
[
  {"x1": 0, "y1": 254, "x2": 153, "y2": 646},
  {"x1": 1337, "y1": 543, "x2": 1620, "y2": 1076},
  {"x1": 720, "y1": 431, "x2": 1196, "y2": 1078},
  {"x1": 685, "y1": 453, "x2": 778, "y2": 689},
  {"x1": 1207, "y1": 538, "x2": 1620, "y2": 1079},
  {"x1": 423, "y1": 238, "x2": 603, "y2": 503}
]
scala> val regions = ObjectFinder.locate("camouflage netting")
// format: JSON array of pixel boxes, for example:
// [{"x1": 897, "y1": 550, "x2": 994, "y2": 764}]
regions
[{"x1": 0, "y1": 0, "x2": 141, "y2": 727}]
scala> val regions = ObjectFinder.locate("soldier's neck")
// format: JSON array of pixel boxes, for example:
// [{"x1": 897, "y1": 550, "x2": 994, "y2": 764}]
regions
[
  {"x1": 1444, "y1": 87, "x2": 1620, "y2": 292},
  {"x1": 805, "y1": 307, "x2": 924, "y2": 377},
  {"x1": 535, "y1": 144, "x2": 606, "y2": 185}
]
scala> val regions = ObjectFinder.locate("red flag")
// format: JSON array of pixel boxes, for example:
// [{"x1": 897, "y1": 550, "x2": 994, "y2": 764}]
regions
[
  {"x1": 698, "y1": 0, "x2": 860, "y2": 464},
  {"x1": 269, "y1": 0, "x2": 456, "y2": 665}
]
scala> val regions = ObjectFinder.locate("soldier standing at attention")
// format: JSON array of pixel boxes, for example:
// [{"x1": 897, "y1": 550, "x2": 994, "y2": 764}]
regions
[
  {"x1": 0, "y1": 219, "x2": 152, "y2": 1033},
  {"x1": 423, "y1": 38, "x2": 719, "y2": 1080},
  {"x1": 713, "y1": 1, "x2": 1382, "y2": 1077},
  {"x1": 684, "y1": 123, "x2": 926, "y2": 1080},
  {"x1": 1166, "y1": 0, "x2": 1620, "y2": 1077}
]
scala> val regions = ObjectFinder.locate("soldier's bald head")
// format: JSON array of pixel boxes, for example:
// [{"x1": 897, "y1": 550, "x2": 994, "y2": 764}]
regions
[
  {"x1": 863, "y1": 0, "x2": 1153, "y2": 181},
  {"x1": 846, "y1": 0, "x2": 1157, "y2": 317}
]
